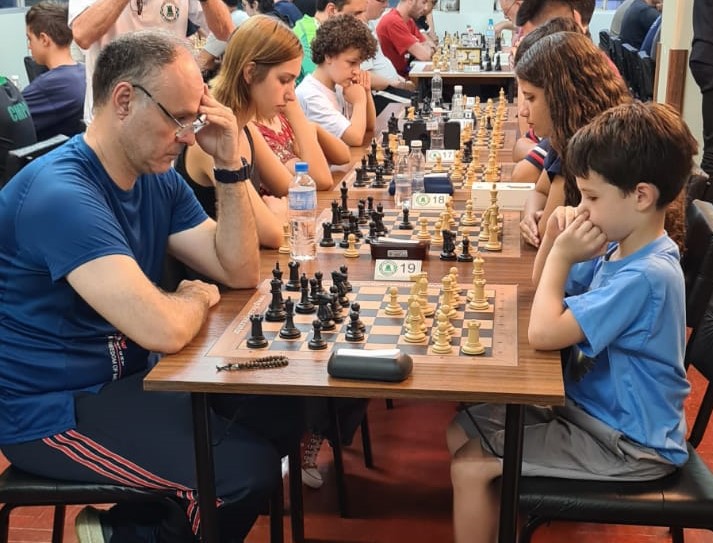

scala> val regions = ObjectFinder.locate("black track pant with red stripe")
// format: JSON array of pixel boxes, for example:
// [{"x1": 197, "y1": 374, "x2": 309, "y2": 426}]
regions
[{"x1": 1, "y1": 370, "x2": 304, "y2": 542}]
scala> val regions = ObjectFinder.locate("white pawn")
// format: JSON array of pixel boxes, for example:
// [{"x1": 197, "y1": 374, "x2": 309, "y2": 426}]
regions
[
  {"x1": 449, "y1": 266, "x2": 461, "y2": 308},
  {"x1": 461, "y1": 201, "x2": 477, "y2": 226},
  {"x1": 404, "y1": 301, "x2": 426, "y2": 342},
  {"x1": 418, "y1": 276, "x2": 435, "y2": 317},
  {"x1": 385, "y1": 286, "x2": 403, "y2": 315},
  {"x1": 462, "y1": 320, "x2": 485, "y2": 355},
  {"x1": 431, "y1": 312, "x2": 453, "y2": 354},
  {"x1": 417, "y1": 216, "x2": 431, "y2": 240},
  {"x1": 432, "y1": 219, "x2": 444, "y2": 245},
  {"x1": 344, "y1": 233, "x2": 360, "y2": 258}
]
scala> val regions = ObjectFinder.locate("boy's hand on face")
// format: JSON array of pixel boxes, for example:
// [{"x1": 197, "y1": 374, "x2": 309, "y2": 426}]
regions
[
  {"x1": 342, "y1": 81, "x2": 366, "y2": 105},
  {"x1": 543, "y1": 205, "x2": 578, "y2": 243},
  {"x1": 355, "y1": 70, "x2": 372, "y2": 92},
  {"x1": 551, "y1": 211, "x2": 607, "y2": 264}
]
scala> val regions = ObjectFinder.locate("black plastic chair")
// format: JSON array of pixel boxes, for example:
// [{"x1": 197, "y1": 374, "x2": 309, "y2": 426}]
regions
[
  {"x1": 1, "y1": 134, "x2": 69, "y2": 189},
  {"x1": 517, "y1": 199, "x2": 713, "y2": 543},
  {"x1": 598, "y1": 29, "x2": 612, "y2": 58},
  {"x1": 637, "y1": 50, "x2": 655, "y2": 101},
  {"x1": 610, "y1": 36, "x2": 626, "y2": 80},
  {"x1": 622, "y1": 43, "x2": 640, "y2": 97}
]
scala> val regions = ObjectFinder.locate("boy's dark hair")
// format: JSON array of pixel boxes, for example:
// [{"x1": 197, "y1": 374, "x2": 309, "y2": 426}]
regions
[
  {"x1": 316, "y1": 0, "x2": 352, "y2": 11},
  {"x1": 311, "y1": 14, "x2": 376, "y2": 64},
  {"x1": 513, "y1": 16, "x2": 581, "y2": 66},
  {"x1": 516, "y1": 0, "x2": 593, "y2": 27},
  {"x1": 25, "y1": 1, "x2": 73, "y2": 47},
  {"x1": 245, "y1": 0, "x2": 275, "y2": 12},
  {"x1": 568, "y1": 102, "x2": 698, "y2": 208}
]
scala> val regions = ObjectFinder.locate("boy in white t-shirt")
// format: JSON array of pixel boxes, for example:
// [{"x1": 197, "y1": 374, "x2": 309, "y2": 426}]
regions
[{"x1": 296, "y1": 13, "x2": 377, "y2": 146}]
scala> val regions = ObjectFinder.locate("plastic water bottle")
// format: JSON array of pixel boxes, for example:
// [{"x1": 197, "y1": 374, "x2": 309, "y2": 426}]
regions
[
  {"x1": 450, "y1": 85, "x2": 464, "y2": 119},
  {"x1": 408, "y1": 140, "x2": 425, "y2": 195},
  {"x1": 431, "y1": 69, "x2": 442, "y2": 109},
  {"x1": 485, "y1": 18, "x2": 495, "y2": 50},
  {"x1": 394, "y1": 145, "x2": 412, "y2": 209},
  {"x1": 430, "y1": 108, "x2": 445, "y2": 150},
  {"x1": 288, "y1": 161, "x2": 317, "y2": 261},
  {"x1": 9, "y1": 75, "x2": 21, "y2": 90}
]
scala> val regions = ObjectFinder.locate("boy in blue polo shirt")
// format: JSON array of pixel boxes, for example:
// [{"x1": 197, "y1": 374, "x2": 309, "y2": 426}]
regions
[{"x1": 448, "y1": 101, "x2": 698, "y2": 543}]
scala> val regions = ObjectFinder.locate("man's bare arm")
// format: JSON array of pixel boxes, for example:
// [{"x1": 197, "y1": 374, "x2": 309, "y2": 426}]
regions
[{"x1": 71, "y1": 0, "x2": 131, "y2": 49}]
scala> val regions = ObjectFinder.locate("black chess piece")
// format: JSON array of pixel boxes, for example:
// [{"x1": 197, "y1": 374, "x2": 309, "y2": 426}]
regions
[
  {"x1": 457, "y1": 235, "x2": 474, "y2": 262},
  {"x1": 320, "y1": 221, "x2": 336, "y2": 247},
  {"x1": 372, "y1": 166, "x2": 386, "y2": 188},
  {"x1": 265, "y1": 277, "x2": 287, "y2": 321},
  {"x1": 316, "y1": 292, "x2": 335, "y2": 331},
  {"x1": 339, "y1": 264, "x2": 352, "y2": 291},
  {"x1": 371, "y1": 138, "x2": 377, "y2": 158},
  {"x1": 486, "y1": 116, "x2": 493, "y2": 131},
  {"x1": 308, "y1": 319, "x2": 328, "y2": 350},
  {"x1": 367, "y1": 196, "x2": 374, "y2": 213},
  {"x1": 340, "y1": 180, "x2": 349, "y2": 212},
  {"x1": 308, "y1": 277, "x2": 319, "y2": 304},
  {"x1": 357, "y1": 200, "x2": 368, "y2": 224},
  {"x1": 279, "y1": 298, "x2": 301, "y2": 339},
  {"x1": 246, "y1": 314, "x2": 268, "y2": 348},
  {"x1": 272, "y1": 262, "x2": 283, "y2": 282},
  {"x1": 440, "y1": 230, "x2": 457, "y2": 261},
  {"x1": 286, "y1": 261, "x2": 300, "y2": 291},
  {"x1": 353, "y1": 166, "x2": 366, "y2": 187},
  {"x1": 388, "y1": 112, "x2": 399, "y2": 134},
  {"x1": 332, "y1": 270, "x2": 350, "y2": 307},
  {"x1": 296, "y1": 273, "x2": 316, "y2": 314},
  {"x1": 350, "y1": 302, "x2": 366, "y2": 331},
  {"x1": 330, "y1": 286, "x2": 344, "y2": 323},
  {"x1": 494, "y1": 54, "x2": 502, "y2": 72},
  {"x1": 367, "y1": 221, "x2": 377, "y2": 243},
  {"x1": 330, "y1": 201, "x2": 343, "y2": 233},
  {"x1": 398, "y1": 207, "x2": 414, "y2": 230},
  {"x1": 361, "y1": 155, "x2": 369, "y2": 173},
  {"x1": 349, "y1": 215, "x2": 363, "y2": 239},
  {"x1": 494, "y1": 36, "x2": 502, "y2": 52},
  {"x1": 314, "y1": 271, "x2": 324, "y2": 294},
  {"x1": 345, "y1": 310, "x2": 365, "y2": 342},
  {"x1": 339, "y1": 225, "x2": 350, "y2": 248}
]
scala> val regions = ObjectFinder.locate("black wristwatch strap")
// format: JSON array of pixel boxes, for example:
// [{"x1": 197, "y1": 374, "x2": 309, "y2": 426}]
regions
[{"x1": 214, "y1": 157, "x2": 250, "y2": 184}]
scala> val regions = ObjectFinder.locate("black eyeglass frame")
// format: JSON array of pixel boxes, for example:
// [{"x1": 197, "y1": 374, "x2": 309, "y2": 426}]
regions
[{"x1": 132, "y1": 84, "x2": 208, "y2": 138}]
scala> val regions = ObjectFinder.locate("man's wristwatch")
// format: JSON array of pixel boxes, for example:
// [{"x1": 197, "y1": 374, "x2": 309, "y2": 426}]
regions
[{"x1": 214, "y1": 158, "x2": 250, "y2": 184}]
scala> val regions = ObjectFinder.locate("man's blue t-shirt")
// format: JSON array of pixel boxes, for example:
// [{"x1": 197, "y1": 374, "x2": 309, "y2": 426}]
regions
[
  {"x1": 0, "y1": 135, "x2": 207, "y2": 445},
  {"x1": 22, "y1": 64, "x2": 86, "y2": 140},
  {"x1": 564, "y1": 235, "x2": 690, "y2": 465}
]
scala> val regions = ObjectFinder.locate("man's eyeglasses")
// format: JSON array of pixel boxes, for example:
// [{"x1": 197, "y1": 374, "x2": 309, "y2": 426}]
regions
[
  {"x1": 132, "y1": 84, "x2": 208, "y2": 139},
  {"x1": 503, "y1": 0, "x2": 519, "y2": 20}
]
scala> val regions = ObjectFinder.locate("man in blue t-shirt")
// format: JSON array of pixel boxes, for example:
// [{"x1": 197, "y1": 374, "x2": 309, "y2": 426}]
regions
[
  {"x1": 448, "y1": 102, "x2": 696, "y2": 542},
  {"x1": 22, "y1": 2, "x2": 85, "y2": 140},
  {"x1": 619, "y1": 0, "x2": 660, "y2": 49},
  {"x1": 0, "y1": 30, "x2": 294, "y2": 542}
]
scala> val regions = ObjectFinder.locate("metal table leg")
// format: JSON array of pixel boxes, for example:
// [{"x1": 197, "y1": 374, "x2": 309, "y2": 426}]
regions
[
  {"x1": 191, "y1": 392, "x2": 220, "y2": 543},
  {"x1": 499, "y1": 404, "x2": 525, "y2": 543}
]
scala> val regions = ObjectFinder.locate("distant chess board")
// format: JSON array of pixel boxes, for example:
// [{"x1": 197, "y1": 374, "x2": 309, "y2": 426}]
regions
[
  {"x1": 315, "y1": 206, "x2": 521, "y2": 259},
  {"x1": 209, "y1": 279, "x2": 518, "y2": 367},
  {"x1": 335, "y1": 162, "x2": 515, "y2": 201}
]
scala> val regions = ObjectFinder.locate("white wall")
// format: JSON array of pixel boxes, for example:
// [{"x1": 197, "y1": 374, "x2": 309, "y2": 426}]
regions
[{"x1": 0, "y1": 8, "x2": 29, "y2": 87}]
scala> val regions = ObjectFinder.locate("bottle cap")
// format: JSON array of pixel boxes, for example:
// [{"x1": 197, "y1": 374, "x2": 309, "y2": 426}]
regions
[
  {"x1": 398, "y1": 145, "x2": 410, "y2": 154},
  {"x1": 433, "y1": 68, "x2": 440, "y2": 74},
  {"x1": 454, "y1": 85, "x2": 463, "y2": 93},
  {"x1": 410, "y1": 140, "x2": 422, "y2": 148},
  {"x1": 295, "y1": 161, "x2": 308, "y2": 173}
]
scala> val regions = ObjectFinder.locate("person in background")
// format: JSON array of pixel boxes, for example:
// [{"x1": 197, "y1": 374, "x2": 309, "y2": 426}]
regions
[
  {"x1": 610, "y1": 0, "x2": 635, "y2": 35},
  {"x1": 180, "y1": 15, "x2": 347, "y2": 249},
  {"x1": 449, "y1": 99, "x2": 695, "y2": 543},
  {"x1": 516, "y1": 0, "x2": 594, "y2": 37},
  {"x1": 376, "y1": 0, "x2": 432, "y2": 78},
  {"x1": 620, "y1": 0, "x2": 661, "y2": 49},
  {"x1": 293, "y1": 0, "x2": 368, "y2": 84},
  {"x1": 294, "y1": 0, "x2": 317, "y2": 16},
  {"x1": 22, "y1": 1, "x2": 85, "y2": 140},
  {"x1": 0, "y1": 29, "x2": 302, "y2": 542},
  {"x1": 296, "y1": 14, "x2": 377, "y2": 146},
  {"x1": 274, "y1": 0, "x2": 303, "y2": 25},
  {"x1": 690, "y1": 0, "x2": 713, "y2": 181},
  {"x1": 415, "y1": 0, "x2": 437, "y2": 47},
  {"x1": 516, "y1": 32, "x2": 631, "y2": 248},
  {"x1": 198, "y1": 0, "x2": 250, "y2": 76},
  {"x1": 69, "y1": 0, "x2": 233, "y2": 123},
  {"x1": 494, "y1": 0, "x2": 522, "y2": 40},
  {"x1": 359, "y1": 0, "x2": 415, "y2": 113}
]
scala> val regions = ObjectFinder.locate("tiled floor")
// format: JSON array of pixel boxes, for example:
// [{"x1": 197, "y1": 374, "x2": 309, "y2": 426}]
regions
[{"x1": 2, "y1": 367, "x2": 712, "y2": 543}]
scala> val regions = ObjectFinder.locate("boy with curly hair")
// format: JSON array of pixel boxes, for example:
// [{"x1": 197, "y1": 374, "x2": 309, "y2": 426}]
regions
[{"x1": 296, "y1": 13, "x2": 377, "y2": 146}]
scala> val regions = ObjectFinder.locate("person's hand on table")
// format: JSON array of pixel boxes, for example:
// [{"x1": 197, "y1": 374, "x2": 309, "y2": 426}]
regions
[{"x1": 520, "y1": 209, "x2": 543, "y2": 248}]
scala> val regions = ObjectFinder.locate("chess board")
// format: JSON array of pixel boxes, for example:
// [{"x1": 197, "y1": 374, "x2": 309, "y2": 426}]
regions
[
  {"x1": 208, "y1": 279, "x2": 518, "y2": 367},
  {"x1": 335, "y1": 161, "x2": 515, "y2": 202},
  {"x1": 315, "y1": 206, "x2": 521, "y2": 259}
]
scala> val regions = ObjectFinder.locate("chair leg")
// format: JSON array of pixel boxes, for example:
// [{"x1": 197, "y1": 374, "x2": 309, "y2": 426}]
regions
[
  {"x1": 288, "y1": 447, "x2": 304, "y2": 543},
  {"x1": 671, "y1": 526, "x2": 684, "y2": 543},
  {"x1": 51, "y1": 505, "x2": 66, "y2": 543},
  {"x1": 360, "y1": 413, "x2": 374, "y2": 469},
  {"x1": 0, "y1": 504, "x2": 14, "y2": 543},
  {"x1": 518, "y1": 516, "x2": 548, "y2": 543},
  {"x1": 269, "y1": 480, "x2": 284, "y2": 543},
  {"x1": 385, "y1": 399, "x2": 394, "y2": 410},
  {"x1": 328, "y1": 398, "x2": 349, "y2": 518}
]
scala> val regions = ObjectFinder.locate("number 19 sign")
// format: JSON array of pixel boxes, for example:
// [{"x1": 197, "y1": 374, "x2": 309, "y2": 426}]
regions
[{"x1": 374, "y1": 259, "x2": 422, "y2": 281}]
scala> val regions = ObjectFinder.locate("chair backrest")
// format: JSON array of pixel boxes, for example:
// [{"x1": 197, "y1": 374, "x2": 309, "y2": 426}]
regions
[
  {"x1": 621, "y1": 43, "x2": 640, "y2": 97},
  {"x1": 1, "y1": 134, "x2": 69, "y2": 189},
  {"x1": 681, "y1": 200, "x2": 713, "y2": 329},
  {"x1": 637, "y1": 50, "x2": 655, "y2": 101},
  {"x1": 598, "y1": 29, "x2": 612, "y2": 58},
  {"x1": 0, "y1": 76, "x2": 37, "y2": 185},
  {"x1": 609, "y1": 36, "x2": 626, "y2": 80},
  {"x1": 23, "y1": 56, "x2": 48, "y2": 83}
]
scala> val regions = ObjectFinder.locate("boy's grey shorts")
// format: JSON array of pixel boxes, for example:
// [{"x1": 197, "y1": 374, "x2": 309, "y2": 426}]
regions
[{"x1": 453, "y1": 400, "x2": 677, "y2": 481}]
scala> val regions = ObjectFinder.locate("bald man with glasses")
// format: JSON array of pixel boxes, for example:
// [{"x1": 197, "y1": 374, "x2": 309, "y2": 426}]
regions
[{"x1": 0, "y1": 30, "x2": 300, "y2": 542}]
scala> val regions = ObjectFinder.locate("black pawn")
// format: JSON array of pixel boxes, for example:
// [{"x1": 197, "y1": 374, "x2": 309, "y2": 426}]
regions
[
  {"x1": 308, "y1": 319, "x2": 328, "y2": 350},
  {"x1": 286, "y1": 261, "x2": 301, "y2": 291},
  {"x1": 246, "y1": 314, "x2": 268, "y2": 349},
  {"x1": 345, "y1": 310, "x2": 365, "y2": 342},
  {"x1": 457, "y1": 235, "x2": 474, "y2": 262},
  {"x1": 350, "y1": 302, "x2": 366, "y2": 332},
  {"x1": 296, "y1": 273, "x2": 316, "y2": 314},
  {"x1": 398, "y1": 207, "x2": 414, "y2": 230},
  {"x1": 320, "y1": 221, "x2": 335, "y2": 247},
  {"x1": 279, "y1": 298, "x2": 301, "y2": 339}
]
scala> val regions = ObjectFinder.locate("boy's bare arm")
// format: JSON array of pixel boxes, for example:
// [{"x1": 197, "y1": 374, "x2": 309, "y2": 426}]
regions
[{"x1": 529, "y1": 212, "x2": 606, "y2": 350}]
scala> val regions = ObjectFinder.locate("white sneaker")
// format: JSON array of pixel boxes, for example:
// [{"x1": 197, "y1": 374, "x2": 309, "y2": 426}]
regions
[
  {"x1": 75, "y1": 506, "x2": 111, "y2": 543},
  {"x1": 281, "y1": 455, "x2": 289, "y2": 479},
  {"x1": 301, "y1": 466, "x2": 324, "y2": 489}
]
